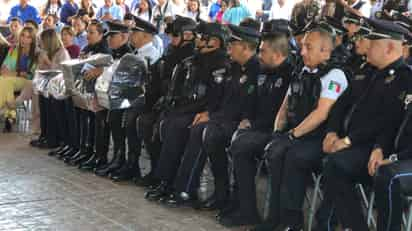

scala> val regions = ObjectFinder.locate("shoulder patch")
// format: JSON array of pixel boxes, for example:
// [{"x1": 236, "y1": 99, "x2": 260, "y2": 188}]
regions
[
  {"x1": 274, "y1": 78, "x2": 283, "y2": 88},
  {"x1": 257, "y1": 74, "x2": 267, "y2": 86},
  {"x1": 404, "y1": 93, "x2": 412, "y2": 108}
]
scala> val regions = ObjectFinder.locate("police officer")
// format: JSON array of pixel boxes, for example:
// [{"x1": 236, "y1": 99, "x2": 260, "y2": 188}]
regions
[
  {"x1": 322, "y1": 16, "x2": 353, "y2": 67},
  {"x1": 319, "y1": 19, "x2": 412, "y2": 231},
  {"x1": 58, "y1": 21, "x2": 112, "y2": 168},
  {"x1": 219, "y1": 29, "x2": 295, "y2": 227},
  {"x1": 94, "y1": 21, "x2": 134, "y2": 177},
  {"x1": 136, "y1": 16, "x2": 197, "y2": 187},
  {"x1": 313, "y1": 22, "x2": 375, "y2": 230},
  {"x1": 370, "y1": 94, "x2": 412, "y2": 231},
  {"x1": 156, "y1": 22, "x2": 233, "y2": 208},
  {"x1": 110, "y1": 16, "x2": 162, "y2": 181},
  {"x1": 253, "y1": 23, "x2": 348, "y2": 231}
]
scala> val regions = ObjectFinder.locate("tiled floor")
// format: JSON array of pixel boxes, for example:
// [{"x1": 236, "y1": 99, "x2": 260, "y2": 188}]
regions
[{"x1": 0, "y1": 133, "x2": 234, "y2": 231}]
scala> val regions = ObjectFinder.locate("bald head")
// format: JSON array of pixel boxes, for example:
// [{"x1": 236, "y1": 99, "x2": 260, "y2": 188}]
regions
[{"x1": 367, "y1": 39, "x2": 403, "y2": 69}]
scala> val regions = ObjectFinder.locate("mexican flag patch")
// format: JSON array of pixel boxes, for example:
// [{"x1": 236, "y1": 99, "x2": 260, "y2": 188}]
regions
[{"x1": 328, "y1": 81, "x2": 341, "y2": 93}]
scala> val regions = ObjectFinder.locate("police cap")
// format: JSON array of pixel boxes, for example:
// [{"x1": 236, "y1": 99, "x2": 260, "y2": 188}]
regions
[
  {"x1": 364, "y1": 18, "x2": 409, "y2": 40},
  {"x1": 198, "y1": 22, "x2": 230, "y2": 46},
  {"x1": 168, "y1": 16, "x2": 197, "y2": 35},
  {"x1": 104, "y1": 21, "x2": 129, "y2": 37},
  {"x1": 131, "y1": 15, "x2": 158, "y2": 34},
  {"x1": 323, "y1": 16, "x2": 348, "y2": 35},
  {"x1": 228, "y1": 24, "x2": 260, "y2": 44}
]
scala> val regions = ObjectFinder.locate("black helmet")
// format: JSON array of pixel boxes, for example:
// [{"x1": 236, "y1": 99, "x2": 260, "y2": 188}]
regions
[
  {"x1": 198, "y1": 22, "x2": 231, "y2": 48},
  {"x1": 169, "y1": 16, "x2": 197, "y2": 35}
]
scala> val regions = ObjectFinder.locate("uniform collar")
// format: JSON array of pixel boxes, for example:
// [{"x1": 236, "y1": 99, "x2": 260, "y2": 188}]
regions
[
  {"x1": 302, "y1": 66, "x2": 319, "y2": 73},
  {"x1": 379, "y1": 57, "x2": 405, "y2": 76}
]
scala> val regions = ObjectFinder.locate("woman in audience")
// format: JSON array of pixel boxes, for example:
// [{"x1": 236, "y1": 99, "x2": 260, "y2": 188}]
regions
[
  {"x1": 41, "y1": 0, "x2": 62, "y2": 19},
  {"x1": 0, "y1": 26, "x2": 37, "y2": 132},
  {"x1": 36, "y1": 29, "x2": 71, "y2": 148},
  {"x1": 135, "y1": 0, "x2": 153, "y2": 22},
  {"x1": 61, "y1": 26, "x2": 80, "y2": 58},
  {"x1": 60, "y1": 0, "x2": 79, "y2": 25},
  {"x1": 41, "y1": 14, "x2": 59, "y2": 32},
  {"x1": 80, "y1": 0, "x2": 97, "y2": 20},
  {"x1": 215, "y1": 0, "x2": 229, "y2": 23},
  {"x1": 182, "y1": 0, "x2": 206, "y2": 22}
]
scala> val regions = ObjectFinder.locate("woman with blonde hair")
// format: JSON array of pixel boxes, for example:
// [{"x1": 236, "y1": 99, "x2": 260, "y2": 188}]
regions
[
  {"x1": 31, "y1": 28, "x2": 71, "y2": 148},
  {"x1": 0, "y1": 26, "x2": 37, "y2": 132}
]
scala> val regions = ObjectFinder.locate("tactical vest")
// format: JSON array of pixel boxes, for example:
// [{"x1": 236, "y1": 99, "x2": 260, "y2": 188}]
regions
[
  {"x1": 287, "y1": 64, "x2": 337, "y2": 137},
  {"x1": 167, "y1": 56, "x2": 208, "y2": 108}
]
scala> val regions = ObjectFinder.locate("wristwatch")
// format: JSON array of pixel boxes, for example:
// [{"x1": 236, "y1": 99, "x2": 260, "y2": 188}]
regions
[
  {"x1": 343, "y1": 136, "x2": 352, "y2": 146},
  {"x1": 389, "y1": 154, "x2": 399, "y2": 163}
]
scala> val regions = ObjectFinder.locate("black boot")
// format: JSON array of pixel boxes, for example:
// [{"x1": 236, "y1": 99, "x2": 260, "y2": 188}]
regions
[
  {"x1": 110, "y1": 152, "x2": 140, "y2": 182},
  {"x1": 95, "y1": 149, "x2": 125, "y2": 177},
  {"x1": 30, "y1": 136, "x2": 47, "y2": 147},
  {"x1": 144, "y1": 181, "x2": 172, "y2": 201},
  {"x1": 80, "y1": 154, "x2": 108, "y2": 171}
]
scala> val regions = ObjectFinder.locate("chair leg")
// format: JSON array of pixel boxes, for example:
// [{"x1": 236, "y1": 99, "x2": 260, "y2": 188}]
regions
[
  {"x1": 407, "y1": 200, "x2": 412, "y2": 231},
  {"x1": 308, "y1": 174, "x2": 322, "y2": 231},
  {"x1": 367, "y1": 191, "x2": 376, "y2": 229}
]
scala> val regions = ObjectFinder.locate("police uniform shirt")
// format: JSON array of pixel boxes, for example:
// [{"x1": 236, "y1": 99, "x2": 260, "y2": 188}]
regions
[
  {"x1": 134, "y1": 41, "x2": 162, "y2": 65},
  {"x1": 287, "y1": 67, "x2": 349, "y2": 101}
]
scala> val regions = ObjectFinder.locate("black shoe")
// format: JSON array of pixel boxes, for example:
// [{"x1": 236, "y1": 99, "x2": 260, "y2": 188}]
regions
[
  {"x1": 79, "y1": 154, "x2": 100, "y2": 170},
  {"x1": 58, "y1": 147, "x2": 75, "y2": 160},
  {"x1": 144, "y1": 181, "x2": 172, "y2": 201},
  {"x1": 48, "y1": 145, "x2": 65, "y2": 156},
  {"x1": 110, "y1": 165, "x2": 138, "y2": 182},
  {"x1": 248, "y1": 222, "x2": 278, "y2": 231},
  {"x1": 216, "y1": 200, "x2": 240, "y2": 220},
  {"x1": 62, "y1": 149, "x2": 80, "y2": 163},
  {"x1": 3, "y1": 119, "x2": 12, "y2": 133},
  {"x1": 55, "y1": 146, "x2": 71, "y2": 159},
  {"x1": 95, "y1": 162, "x2": 124, "y2": 177},
  {"x1": 164, "y1": 192, "x2": 194, "y2": 208},
  {"x1": 67, "y1": 151, "x2": 93, "y2": 166},
  {"x1": 37, "y1": 141, "x2": 59, "y2": 149},
  {"x1": 218, "y1": 211, "x2": 261, "y2": 227},
  {"x1": 135, "y1": 172, "x2": 158, "y2": 187}
]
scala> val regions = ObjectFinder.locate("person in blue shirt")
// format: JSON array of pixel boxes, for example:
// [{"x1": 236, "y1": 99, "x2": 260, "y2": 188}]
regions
[
  {"x1": 7, "y1": 0, "x2": 41, "y2": 25},
  {"x1": 72, "y1": 15, "x2": 88, "y2": 50},
  {"x1": 209, "y1": 0, "x2": 222, "y2": 21},
  {"x1": 96, "y1": 0, "x2": 124, "y2": 22},
  {"x1": 222, "y1": 0, "x2": 251, "y2": 25},
  {"x1": 60, "y1": 0, "x2": 79, "y2": 25}
]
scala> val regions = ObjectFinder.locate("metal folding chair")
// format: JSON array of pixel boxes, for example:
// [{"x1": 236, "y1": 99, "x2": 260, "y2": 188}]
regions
[{"x1": 357, "y1": 184, "x2": 377, "y2": 229}]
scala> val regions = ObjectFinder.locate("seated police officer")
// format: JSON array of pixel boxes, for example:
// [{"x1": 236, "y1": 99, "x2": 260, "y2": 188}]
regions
[
  {"x1": 94, "y1": 21, "x2": 134, "y2": 177},
  {"x1": 135, "y1": 16, "x2": 197, "y2": 187},
  {"x1": 369, "y1": 94, "x2": 412, "y2": 231},
  {"x1": 219, "y1": 23, "x2": 295, "y2": 227},
  {"x1": 323, "y1": 16, "x2": 353, "y2": 67},
  {"x1": 253, "y1": 23, "x2": 349, "y2": 231},
  {"x1": 319, "y1": 19, "x2": 412, "y2": 231},
  {"x1": 110, "y1": 16, "x2": 162, "y2": 182},
  {"x1": 159, "y1": 22, "x2": 234, "y2": 208},
  {"x1": 145, "y1": 17, "x2": 222, "y2": 201}
]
